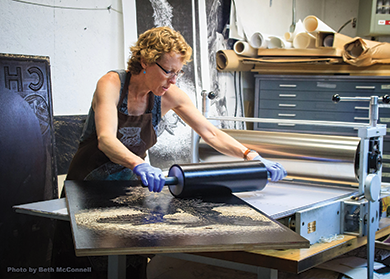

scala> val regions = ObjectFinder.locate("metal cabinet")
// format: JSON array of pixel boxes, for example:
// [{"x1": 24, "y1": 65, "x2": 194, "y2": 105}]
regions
[{"x1": 254, "y1": 75, "x2": 390, "y2": 181}]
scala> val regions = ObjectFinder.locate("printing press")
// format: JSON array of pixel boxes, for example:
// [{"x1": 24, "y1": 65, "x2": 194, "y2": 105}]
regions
[
  {"x1": 193, "y1": 91, "x2": 390, "y2": 278},
  {"x1": 11, "y1": 91, "x2": 390, "y2": 279}
]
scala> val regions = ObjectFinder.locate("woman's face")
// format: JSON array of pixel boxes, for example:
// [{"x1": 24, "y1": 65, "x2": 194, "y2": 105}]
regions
[{"x1": 146, "y1": 52, "x2": 184, "y2": 96}]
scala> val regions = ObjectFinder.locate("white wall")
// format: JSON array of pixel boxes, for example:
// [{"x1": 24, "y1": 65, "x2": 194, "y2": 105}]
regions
[
  {"x1": 1, "y1": 0, "x2": 388, "y2": 117},
  {"x1": 0, "y1": 0, "x2": 125, "y2": 115}
]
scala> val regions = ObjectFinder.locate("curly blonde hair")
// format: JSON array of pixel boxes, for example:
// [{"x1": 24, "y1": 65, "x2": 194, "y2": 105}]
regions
[{"x1": 127, "y1": 26, "x2": 192, "y2": 75}]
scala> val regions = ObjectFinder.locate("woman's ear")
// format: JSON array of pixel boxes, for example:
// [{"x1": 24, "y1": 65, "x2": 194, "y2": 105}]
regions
[{"x1": 140, "y1": 59, "x2": 147, "y2": 70}]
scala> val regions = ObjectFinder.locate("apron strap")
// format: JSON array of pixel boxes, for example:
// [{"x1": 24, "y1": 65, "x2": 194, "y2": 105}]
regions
[{"x1": 117, "y1": 71, "x2": 131, "y2": 110}]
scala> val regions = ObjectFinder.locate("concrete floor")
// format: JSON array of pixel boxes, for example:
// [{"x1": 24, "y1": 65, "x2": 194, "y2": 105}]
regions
[{"x1": 146, "y1": 255, "x2": 342, "y2": 279}]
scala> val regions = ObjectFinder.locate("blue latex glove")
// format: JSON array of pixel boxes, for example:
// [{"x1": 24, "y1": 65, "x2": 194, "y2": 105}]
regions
[
  {"x1": 133, "y1": 163, "x2": 165, "y2": 192},
  {"x1": 253, "y1": 155, "x2": 287, "y2": 182}
]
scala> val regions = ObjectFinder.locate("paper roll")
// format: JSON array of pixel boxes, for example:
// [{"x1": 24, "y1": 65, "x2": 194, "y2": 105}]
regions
[
  {"x1": 343, "y1": 37, "x2": 390, "y2": 67},
  {"x1": 268, "y1": 36, "x2": 292, "y2": 49},
  {"x1": 303, "y1": 15, "x2": 335, "y2": 34},
  {"x1": 293, "y1": 32, "x2": 316, "y2": 49},
  {"x1": 216, "y1": 50, "x2": 254, "y2": 71},
  {"x1": 333, "y1": 33, "x2": 353, "y2": 49},
  {"x1": 284, "y1": 32, "x2": 293, "y2": 42},
  {"x1": 249, "y1": 32, "x2": 270, "y2": 49},
  {"x1": 233, "y1": 41, "x2": 258, "y2": 57},
  {"x1": 285, "y1": 19, "x2": 305, "y2": 43},
  {"x1": 322, "y1": 34, "x2": 334, "y2": 47}
]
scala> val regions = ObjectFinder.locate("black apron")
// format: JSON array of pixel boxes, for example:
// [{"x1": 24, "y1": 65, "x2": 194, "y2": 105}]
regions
[{"x1": 67, "y1": 71, "x2": 157, "y2": 181}]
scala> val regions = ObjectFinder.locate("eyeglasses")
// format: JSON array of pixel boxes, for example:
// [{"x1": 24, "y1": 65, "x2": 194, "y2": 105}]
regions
[{"x1": 155, "y1": 62, "x2": 184, "y2": 80}]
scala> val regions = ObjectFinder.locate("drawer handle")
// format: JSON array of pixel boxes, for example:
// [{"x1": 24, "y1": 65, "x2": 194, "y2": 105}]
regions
[
  {"x1": 279, "y1": 104, "x2": 296, "y2": 107},
  {"x1": 278, "y1": 123, "x2": 296, "y2": 126},
  {"x1": 383, "y1": 172, "x2": 390, "y2": 177},
  {"x1": 383, "y1": 154, "x2": 390, "y2": 160},
  {"x1": 279, "y1": 94, "x2": 297, "y2": 98},
  {"x1": 354, "y1": 117, "x2": 369, "y2": 120},
  {"x1": 355, "y1": 106, "x2": 369, "y2": 110},
  {"x1": 355, "y1": 86, "x2": 375, "y2": 90},
  {"x1": 278, "y1": 113, "x2": 296, "y2": 117},
  {"x1": 279, "y1": 84, "x2": 297, "y2": 88}
]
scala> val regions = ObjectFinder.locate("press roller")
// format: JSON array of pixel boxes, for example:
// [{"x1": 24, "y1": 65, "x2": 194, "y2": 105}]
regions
[
  {"x1": 198, "y1": 129, "x2": 363, "y2": 184},
  {"x1": 142, "y1": 160, "x2": 268, "y2": 198},
  {"x1": 167, "y1": 160, "x2": 268, "y2": 198}
]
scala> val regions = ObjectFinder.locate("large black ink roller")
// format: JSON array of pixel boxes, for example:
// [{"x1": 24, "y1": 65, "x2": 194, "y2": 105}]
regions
[{"x1": 166, "y1": 160, "x2": 268, "y2": 198}]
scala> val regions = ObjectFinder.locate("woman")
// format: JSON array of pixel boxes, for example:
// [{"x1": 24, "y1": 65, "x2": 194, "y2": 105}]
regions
[
  {"x1": 53, "y1": 26, "x2": 287, "y2": 279},
  {"x1": 66, "y1": 26, "x2": 286, "y2": 190}
]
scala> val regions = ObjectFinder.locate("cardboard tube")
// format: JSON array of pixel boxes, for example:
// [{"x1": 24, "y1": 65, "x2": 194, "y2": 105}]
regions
[
  {"x1": 284, "y1": 32, "x2": 293, "y2": 42},
  {"x1": 285, "y1": 19, "x2": 304, "y2": 43},
  {"x1": 322, "y1": 34, "x2": 334, "y2": 47},
  {"x1": 233, "y1": 41, "x2": 258, "y2": 57},
  {"x1": 343, "y1": 37, "x2": 390, "y2": 66},
  {"x1": 293, "y1": 32, "x2": 316, "y2": 49},
  {"x1": 268, "y1": 36, "x2": 292, "y2": 49},
  {"x1": 303, "y1": 15, "x2": 335, "y2": 34},
  {"x1": 249, "y1": 32, "x2": 270, "y2": 49},
  {"x1": 216, "y1": 50, "x2": 254, "y2": 71},
  {"x1": 333, "y1": 33, "x2": 353, "y2": 49}
]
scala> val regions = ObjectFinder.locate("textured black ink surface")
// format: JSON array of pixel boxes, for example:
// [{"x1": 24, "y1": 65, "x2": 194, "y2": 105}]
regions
[{"x1": 66, "y1": 180, "x2": 309, "y2": 256}]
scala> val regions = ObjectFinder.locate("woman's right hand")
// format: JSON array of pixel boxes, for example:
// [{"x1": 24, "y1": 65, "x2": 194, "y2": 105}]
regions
[
  {"x1": 253, "y1": 155, "x2": 287, "y2": 182},
  {"x1": 133, "y1": 163, "x2": 166, "y2": 192}
]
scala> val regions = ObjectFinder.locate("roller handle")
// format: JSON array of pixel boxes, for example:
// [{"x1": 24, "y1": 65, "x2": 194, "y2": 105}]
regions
[
  {"x1": 140, "y1": 172, "x2": 270, "y2": 187},
  {"x1": 332, "y1": 94, "x2": 390, "y2": 103},
  {"x1": 138, "y1": 176, "x2": 178, "y2": 187},
  {"x1": 164, "y1": 176, "x2": 179, "y2": 185},
  {"x1": 164, "y1": 172, "x2": 270, "y2": 185}
]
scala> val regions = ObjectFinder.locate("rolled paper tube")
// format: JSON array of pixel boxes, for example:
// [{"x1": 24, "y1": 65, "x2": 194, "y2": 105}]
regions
[
  {"x1": 323, "y1": 34, "x2": 334, "y2": 47},
  {"x1": 268, "y1": 36, "x2": 292, "y2": 49},
  {"x1": 343, "y1": 37, "x2": 390, "y2": 66},
  {"x1": 333, "y1": 33, "x2": 353, "y2": 49},
  {"x1": 249, "y1": 32, "x2": 270, "y2": 49},
  {"x1": 351, "y1": 38, "x2": 390, "y2": 59},
  {"x1": 288, "y1": 19, "x2": 305, "y2": 43},
  {"x1": 293, "y1": 32, "x2": 316, "y2": 49},
  {"x1": 284, "y1": 32, "x2": 293, "y2": 42},
  {"x1": 233, "y1": 40, "x2": 258, "y2": 57},
  {"x1": 303, "y1": 15, "x2": 335, "y2": 34},
  {"x1": 370, "y1": 42, "x2": 390, "y2": 59},
  {"x1": 216, "y1": 49, "x2": 254, "y2": 71}
]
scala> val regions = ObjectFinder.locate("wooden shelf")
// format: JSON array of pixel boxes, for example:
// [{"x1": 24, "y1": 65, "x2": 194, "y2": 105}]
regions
[{"x1": 250, "y1": 63, "x2": 390, "y2": 76}]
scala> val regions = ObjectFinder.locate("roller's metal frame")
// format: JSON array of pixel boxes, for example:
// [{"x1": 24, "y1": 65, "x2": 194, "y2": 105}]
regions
[{"x1": 200, "y1": 92, "x2": 387, "y2": 279}]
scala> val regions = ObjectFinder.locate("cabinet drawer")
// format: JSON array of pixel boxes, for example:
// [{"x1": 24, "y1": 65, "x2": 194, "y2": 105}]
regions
[
  {"x1": 381, "y1": 139, "x2": 390, "y2": 182},
  {"x1": 259, "y1": 99, "x2": 367, "y2": 112},
  {"x1": 259, "y1": 80, "x2": 338, "y2": 91},
  {"x1": 259, "y1": 90, "x2": 380, "y2": 102},
  {"x1": 258, "y1": 109, "x2": 369, "y2": 123},
  {"x1": 256, "y1": 109, "x2": 367, "y2": 134},
  {"x1": 257, "y1": 77, "x2": 390, "y2": 93}
]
